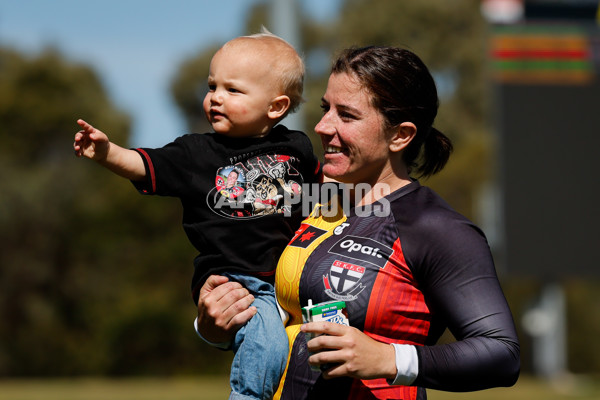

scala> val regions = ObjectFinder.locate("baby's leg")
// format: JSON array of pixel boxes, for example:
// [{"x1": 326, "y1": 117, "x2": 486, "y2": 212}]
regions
[{"x1": 228, "y1": 275, "x2": 289, "y2": 400}]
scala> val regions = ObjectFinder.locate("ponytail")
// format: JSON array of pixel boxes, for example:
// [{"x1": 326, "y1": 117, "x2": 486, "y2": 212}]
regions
[{"x1": 405, "y1": 127, "x2": 453, "y2": 178}]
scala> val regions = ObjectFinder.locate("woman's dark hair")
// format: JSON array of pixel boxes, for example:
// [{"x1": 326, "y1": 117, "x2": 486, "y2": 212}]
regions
[{"x1": 331, "y1": 46, "x2": 453, "y2": 177}]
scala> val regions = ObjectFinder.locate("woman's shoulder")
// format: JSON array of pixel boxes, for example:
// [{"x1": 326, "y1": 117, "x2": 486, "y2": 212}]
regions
[
  {"x1": 390, "y1": 184, "x2": 464, "y2": 222},
  {"x1": 388, "y1": 185, "x2": 492, "y2": 281},
  {"x1": 389, "y1": 184, "x2": 486, "y2": 246}
]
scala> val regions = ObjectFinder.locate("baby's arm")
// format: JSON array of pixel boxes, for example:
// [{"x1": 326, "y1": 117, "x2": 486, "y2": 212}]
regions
[{"x1": 74, "y1": 119, "x2": 146, "y2": 181}]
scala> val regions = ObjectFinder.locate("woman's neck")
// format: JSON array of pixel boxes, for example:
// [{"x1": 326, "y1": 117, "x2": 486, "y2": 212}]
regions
[{"x1": 351, "y1": 169, "x2": 412, "y2": 207}]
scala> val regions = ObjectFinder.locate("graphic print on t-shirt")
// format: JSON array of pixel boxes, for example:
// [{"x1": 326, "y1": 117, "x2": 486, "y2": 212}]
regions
[
  {"x1": 207, "y1": 153, "x2": 303, "y2": 219},
  {"x1": 215, "y1": 166, "x2": 246, "y2": 199}
]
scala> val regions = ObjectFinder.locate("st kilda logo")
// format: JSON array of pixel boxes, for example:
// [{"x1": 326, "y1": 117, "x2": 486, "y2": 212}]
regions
[
  {"x1": 323, "y1": 260, "x2": 367, "y2": 301},
  {"x1": 323, "y1": 235, "x2": 393, "y2": 301}
]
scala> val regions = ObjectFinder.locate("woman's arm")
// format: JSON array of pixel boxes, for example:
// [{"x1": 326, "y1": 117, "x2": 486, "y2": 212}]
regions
[
  {"x1": 413, "y1": 269, "x2": 520, "y2": 391},
  {"x1": 411, "y1": 221, "x2": 521, "y2": 391}
]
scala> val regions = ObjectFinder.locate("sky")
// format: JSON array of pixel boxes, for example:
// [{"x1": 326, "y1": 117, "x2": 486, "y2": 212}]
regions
[{"x1": 0, "y1": 0, "x2": 342, "y2": 147}]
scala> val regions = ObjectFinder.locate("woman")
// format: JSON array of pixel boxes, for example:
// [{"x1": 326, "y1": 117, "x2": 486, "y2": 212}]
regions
[{"x1": 196, "y1": 46, "x2": 520, "y2": 400}]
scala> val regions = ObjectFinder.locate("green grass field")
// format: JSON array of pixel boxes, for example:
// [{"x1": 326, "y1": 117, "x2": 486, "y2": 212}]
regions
[{"x1": 0, "y1": 375, "x2": 598, "y2": 400}]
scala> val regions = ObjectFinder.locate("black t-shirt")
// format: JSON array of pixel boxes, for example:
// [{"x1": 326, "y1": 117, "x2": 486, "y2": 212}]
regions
[{"x1": 132, "y1": 125, "x2": 321, "y2": 303}]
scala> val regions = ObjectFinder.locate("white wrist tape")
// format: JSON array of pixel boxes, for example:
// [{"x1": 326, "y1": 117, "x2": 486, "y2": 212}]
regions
[{"x1": 388, "y1": 343, "x2": 418, "y2": 386}]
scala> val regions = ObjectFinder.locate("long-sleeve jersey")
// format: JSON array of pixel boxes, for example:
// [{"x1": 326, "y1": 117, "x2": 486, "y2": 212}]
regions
[{"x1": 274, "y1": 181, "x2": 520, "y2": 400}]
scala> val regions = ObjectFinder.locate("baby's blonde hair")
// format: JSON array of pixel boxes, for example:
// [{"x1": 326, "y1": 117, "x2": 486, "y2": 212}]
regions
[{"x1": 222, "y1": 28, "x2": 305, "y2": 115}]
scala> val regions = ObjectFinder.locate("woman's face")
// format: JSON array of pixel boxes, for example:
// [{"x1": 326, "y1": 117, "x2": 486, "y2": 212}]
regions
[{"x1": 315, "y1": 72, "x2": 394, "y2": 185}]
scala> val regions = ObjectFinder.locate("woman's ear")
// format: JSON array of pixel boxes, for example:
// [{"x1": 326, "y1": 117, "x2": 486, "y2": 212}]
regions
[
  {"x1": 389, "y1": 122, "x2": 417, "y2": 153},
  {"x1": 268, "y1": 95, "x2": 291, "y2": 120}
]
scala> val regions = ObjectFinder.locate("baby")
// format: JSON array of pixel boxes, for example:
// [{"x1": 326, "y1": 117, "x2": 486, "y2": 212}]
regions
[{"x1": 74, "y1": 30, "x2": 321, "y2": 400}]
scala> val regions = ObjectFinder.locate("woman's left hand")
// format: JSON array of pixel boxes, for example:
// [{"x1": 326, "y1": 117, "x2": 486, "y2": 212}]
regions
[{"x1": 301, "y1": 322, "x2": 397, "y2": 380}]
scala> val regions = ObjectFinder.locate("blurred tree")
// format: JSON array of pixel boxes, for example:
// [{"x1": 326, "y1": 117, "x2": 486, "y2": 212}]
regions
[
  {"x1": 170, "y1": 44, "x2": 219, "y2": 134},
  {"x1": 0, "y1": 46, "x2": 131, "y2": 375},
  {"x1": 0, "y1": 46, "x2": 228, "y2": 376}
]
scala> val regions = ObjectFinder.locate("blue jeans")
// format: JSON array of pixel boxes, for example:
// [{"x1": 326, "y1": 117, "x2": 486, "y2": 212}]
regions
[{"x1": 224, "y1": 273, "x2": 289, "y2": 400}]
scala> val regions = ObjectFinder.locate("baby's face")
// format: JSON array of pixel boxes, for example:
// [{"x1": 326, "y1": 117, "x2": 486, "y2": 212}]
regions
[{"x1": 203, "y1": 44, "x2": 281, "y2": 138}]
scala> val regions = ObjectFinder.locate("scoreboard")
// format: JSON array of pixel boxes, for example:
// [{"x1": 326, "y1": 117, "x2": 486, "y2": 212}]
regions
[{"x1": 491, "y1": 22, "x2": 600, "y2": 278}]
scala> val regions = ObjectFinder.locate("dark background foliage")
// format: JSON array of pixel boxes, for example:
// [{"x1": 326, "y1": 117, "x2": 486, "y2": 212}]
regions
[{"x1": 1, "y1": 0, "x2": 598, "y2": 377}]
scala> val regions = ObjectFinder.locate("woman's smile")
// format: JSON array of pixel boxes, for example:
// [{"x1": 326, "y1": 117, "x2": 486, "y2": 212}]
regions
[{"x1": 325, "y1": 145, "x2": 344, "y2": 154}]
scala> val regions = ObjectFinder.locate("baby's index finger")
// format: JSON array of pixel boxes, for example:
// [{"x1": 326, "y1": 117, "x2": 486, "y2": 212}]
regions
[{"x1": 76, "y1": 119, "x2": 93, "y2": 130}]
